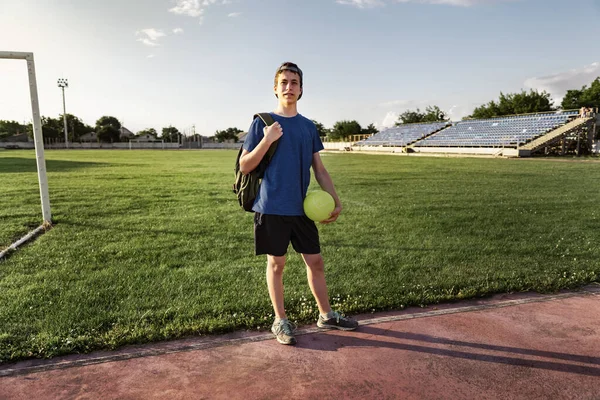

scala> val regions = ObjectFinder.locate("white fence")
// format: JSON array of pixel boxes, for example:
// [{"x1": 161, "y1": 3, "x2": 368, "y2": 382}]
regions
[
  {"x1": 3, "y1": 140, "x2": 599, "y2": 154},
  {"x1": 0, "y1": 142, "x2": 239, "y2": 150},
  {"x1": 201, "y1": 143, "x2": 240, "y2": 149},
  {"x1": 412, "y1": 146, "x2": 501, "y2": 155},
  {"x1": 0, "y1": 142, "x2": 35, "y2": 149},
  {"x1": 322, "y1": 142, "x2": 355, "y2": 151}
]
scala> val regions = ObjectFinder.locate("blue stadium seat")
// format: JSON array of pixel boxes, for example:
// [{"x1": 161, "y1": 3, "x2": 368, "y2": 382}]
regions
[
  {"x1": 413, "y1": 112, "x2": 575, "y2": 148},
  {"x1": 356, "y1": 122, "x2": 449, "y2": 147}
]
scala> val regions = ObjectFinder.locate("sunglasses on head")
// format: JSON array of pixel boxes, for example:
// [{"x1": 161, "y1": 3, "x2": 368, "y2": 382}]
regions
[{"x1": 278, "y1": 64, "x2": 303, "y2": 78}]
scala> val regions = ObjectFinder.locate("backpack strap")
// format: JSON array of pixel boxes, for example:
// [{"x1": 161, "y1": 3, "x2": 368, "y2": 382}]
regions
[
  {"x1": 253, "y1": 113, "x2": 279, "y2": 162},
  {"x1": 254, "y1": 112, "x2": 275, "y2": 127}
]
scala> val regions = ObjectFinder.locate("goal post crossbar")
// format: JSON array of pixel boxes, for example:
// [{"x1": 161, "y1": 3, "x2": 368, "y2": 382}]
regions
[{"x1": 1, "y1": 51, "x2": 51, "y2": 223}]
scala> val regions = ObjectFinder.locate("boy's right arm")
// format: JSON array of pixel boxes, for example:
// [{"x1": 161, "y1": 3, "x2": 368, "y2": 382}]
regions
[{"x1": 240, "y1": 122, "x2": 283, "y2": 175}]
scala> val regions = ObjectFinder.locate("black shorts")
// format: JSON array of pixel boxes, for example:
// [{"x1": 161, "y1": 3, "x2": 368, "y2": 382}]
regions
[{"x1": 254, "y1": 213, "x2": 321, "y2": 256}]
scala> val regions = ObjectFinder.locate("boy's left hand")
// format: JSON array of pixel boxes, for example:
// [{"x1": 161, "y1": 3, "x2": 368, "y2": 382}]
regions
[{"x1": 321, "y1": 204, "x2": 342, "y2": 224}]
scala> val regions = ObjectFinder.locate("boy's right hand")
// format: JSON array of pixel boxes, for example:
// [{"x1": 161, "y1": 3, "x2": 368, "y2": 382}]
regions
[{"x1": 264, "y1": 122, "x2": 283, "y2": 144}]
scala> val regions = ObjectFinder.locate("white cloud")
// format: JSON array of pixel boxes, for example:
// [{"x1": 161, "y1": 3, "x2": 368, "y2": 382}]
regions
[
  {"x1": 337, "y1": 0, "x2": 516, "y2": 8},
  {"x1": 336, "y1": 0, "x2": 384, "y2": 8},
  {"x1": 147, "y1": 54, "x2": 155, "y2": 59},
  {"x1": 169, "y1": 0, "x2": 230, "y2": 23},
  {"x1": 445, "y1": 104, "x2": 472, "y2": 121},
  {"x1": 377, "y1": 99, "x2": 422, "y2": 127},
  {"x1": 228, "y1": 12, "x2": 242, "y2": 17},
  {"x1": 380, "y1": 111, "x2": 399, "y2": 128},
  {"x1": 137, "y1": 38, "x2": 158, "y2": 47},
  {"x1": 398, "y1": 0, "x2": 515, "y2": 5},
  {"x1": 173, "y1": 27, "x2": 184, "y2": 34},
  {"x1": 138, "y1": 28, "x2": 166, "y2": 41},
  {"x1": 136, "y1": 29, "x2": 166, "y2": 47},
  {"x1": 169, "y1": 0, "x2": 205, "y2": 17},
  {"x1": 524, "y1": 62, "x2": 600, "y2": 104},
  {"x1": 446, "y1": 104, "x2": 461, "y2": 120},
  {"x1": 377, "y1": 99, "x2": 471, "y2": 123}
]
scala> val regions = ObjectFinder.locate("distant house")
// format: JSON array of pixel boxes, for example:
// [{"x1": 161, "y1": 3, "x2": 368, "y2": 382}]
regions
[
  {"x1": 0, "y1": 133, "x2": 30, "y2": 142},
  {"x1": 120, "y1": 127, "x2": 135, "y2": 141},
  {"x1": 237, "y1": 132, "x2": 248, "y2": 143},
  {"x1": 134, "y1": 133, "x2": 157, "y2": 142},
  {"x1": 79, "y1": 132, "x2": 98, "y2": 142},
  {"x1": 188, "y1": 134, "x2": 208, "y2": 143},
  {"x1": 80, "y1": 127, "x2": 135, "y2": 142}
]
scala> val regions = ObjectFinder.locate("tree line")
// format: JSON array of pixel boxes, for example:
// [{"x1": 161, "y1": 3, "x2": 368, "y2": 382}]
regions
[
  {"x1": 309, "y1": 76, "x2": 599, "y2": 140},
  {"x1": 2, "y1": 77, "x2": 598, "y2": 143},
  {"x1": 401, "y1": 77, "x2": 600, "y2": 123},
  {"x1": 0, "y1": 115, "x2": 188, "y2": 143}
]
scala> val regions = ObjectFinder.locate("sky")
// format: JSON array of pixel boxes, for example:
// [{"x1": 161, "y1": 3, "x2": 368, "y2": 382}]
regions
[{"x1": 1, "y1": 0, "x2": 600, "y2": 136}]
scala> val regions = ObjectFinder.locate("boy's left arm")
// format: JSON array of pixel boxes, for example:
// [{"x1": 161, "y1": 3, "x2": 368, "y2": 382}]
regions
[{"x1": 312, "y1": 152, "x2": 342, "y2": 224}]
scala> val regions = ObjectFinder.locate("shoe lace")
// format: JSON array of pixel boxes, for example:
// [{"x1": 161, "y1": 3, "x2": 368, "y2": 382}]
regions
[
  {"x1": 333, "y1": 311, "x2": 344, "y2": 324},
  {"x1": 332, "y1": 311, "x2": 355, "y2": 324},
  {"x1": 278, "y1": 320, "x2": 296, "y2": 336},
  {"x1": 331, "y1": 311, "x2": 344, "y2": 323}
]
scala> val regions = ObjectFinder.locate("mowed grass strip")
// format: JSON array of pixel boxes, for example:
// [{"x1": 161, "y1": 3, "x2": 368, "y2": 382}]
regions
[{"x1": 0, "y1": 149, "x2": 598, "y2": 362}]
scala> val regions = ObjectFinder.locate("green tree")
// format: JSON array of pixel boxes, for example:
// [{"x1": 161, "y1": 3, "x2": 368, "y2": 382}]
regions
[
  {"x1": 161, "y1": 126, "x2": 181, "y2": 142},
  {"x1": 311, "y1": 120, "x2": 329, "y2": 137},
  {"x1": 396, "y1": 105, "x2": 448, "y2": 125},
  {"x1": 97, "y1": 125, "x2": 120, "y2": 143},
  {"x1": 96, "y1": 116, "x2": 122, "y2": 143},
  {"x1": 136, "y1": 128, "x2": 157, "y2": 137},
  {"x1": 422, "y1": 106, "x2": 449, "y2": 122},
  {"x1": 470, "y1": 90, "x2": 555, "y2": 119},
  {"x1": 0, "y1": 120, "x2": 30, "y2": 140},
  {"x1": 41, "y1": 116, "x2": 63, "y2": 139},
  {"x1": 362, "y1": 123, "x2": 378, "y2": 135},
  {"x1": 38, "y1": 114, "x2": 93, "y2": 141},
  {"x1": 64, "y1": 114, "x2": 94, "y2": 142},
  {"x1": 397, "y1": 109, "x2": 424, "y2": 125},
  {"x1": 96, "y1": 116, "x2": 121, "y2": 130},
  {"x1": 214, "y1": 127, "x2": 243, "y2": 143},
  {"x1": 561, "y1": 89, "x2": 584, "y2": 110},
  {"x1": 330, "y1": 120, "x2": 362, "y2": 141},
  {"x1": 561, "y1": 77, "x2": 600, "y2": 110}
]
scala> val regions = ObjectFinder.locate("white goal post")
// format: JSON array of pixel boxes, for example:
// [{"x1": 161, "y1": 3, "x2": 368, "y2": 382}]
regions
[{"x1": 1, "y1": 51, "x2": 51, "y2": 223}]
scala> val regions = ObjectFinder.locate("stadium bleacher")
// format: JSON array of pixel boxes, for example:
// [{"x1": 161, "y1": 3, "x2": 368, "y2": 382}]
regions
[
  {"x1": 356, "y1": 122, "x2": 449, "y2": 146},
  {"x1": 357, "y1": 111, "x2": 579, "y2": 149},
  {"x1": 414, "y1": 111, "x2": 578, "y2": 148}
]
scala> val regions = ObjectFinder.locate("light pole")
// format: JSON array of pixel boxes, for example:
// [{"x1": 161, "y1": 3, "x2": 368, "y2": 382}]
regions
[{"x1": 57, "y1": 78, "x2": 68, "y2": 148}]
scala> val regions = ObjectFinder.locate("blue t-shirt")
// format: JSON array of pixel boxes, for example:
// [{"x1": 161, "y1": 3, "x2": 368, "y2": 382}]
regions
[{"x1": 243, "y1": 113, "x2": 324, "y2": 216}]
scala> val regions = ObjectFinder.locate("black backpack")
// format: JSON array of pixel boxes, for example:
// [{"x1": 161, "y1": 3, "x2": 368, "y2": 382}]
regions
[{"x1": 233, "y1": 113, "x2": 279, "y2": 212}]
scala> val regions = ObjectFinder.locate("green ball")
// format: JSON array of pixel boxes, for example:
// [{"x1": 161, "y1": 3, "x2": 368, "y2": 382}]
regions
[{"x1": 303, "y1": 190, "x2": 335, "y2": 222}]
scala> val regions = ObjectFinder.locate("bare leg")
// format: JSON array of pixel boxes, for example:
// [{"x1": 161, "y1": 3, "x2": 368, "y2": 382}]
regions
[
  {"x1": 266, "y1": 255, "x2": 287, "y2": 319},
  {"x1": 302, "y1": 253, "x2": 331, "y2": 314}
]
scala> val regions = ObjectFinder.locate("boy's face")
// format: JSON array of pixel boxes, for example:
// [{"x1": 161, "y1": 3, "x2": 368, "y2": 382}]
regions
[{"x1": 274, "y1": 70, "x2": 302, "y2": 105}]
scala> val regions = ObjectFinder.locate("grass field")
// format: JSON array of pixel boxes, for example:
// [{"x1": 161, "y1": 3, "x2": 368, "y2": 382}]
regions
[{"x1": 1, "y1": 149, "x2": 599, "y2": 363}]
